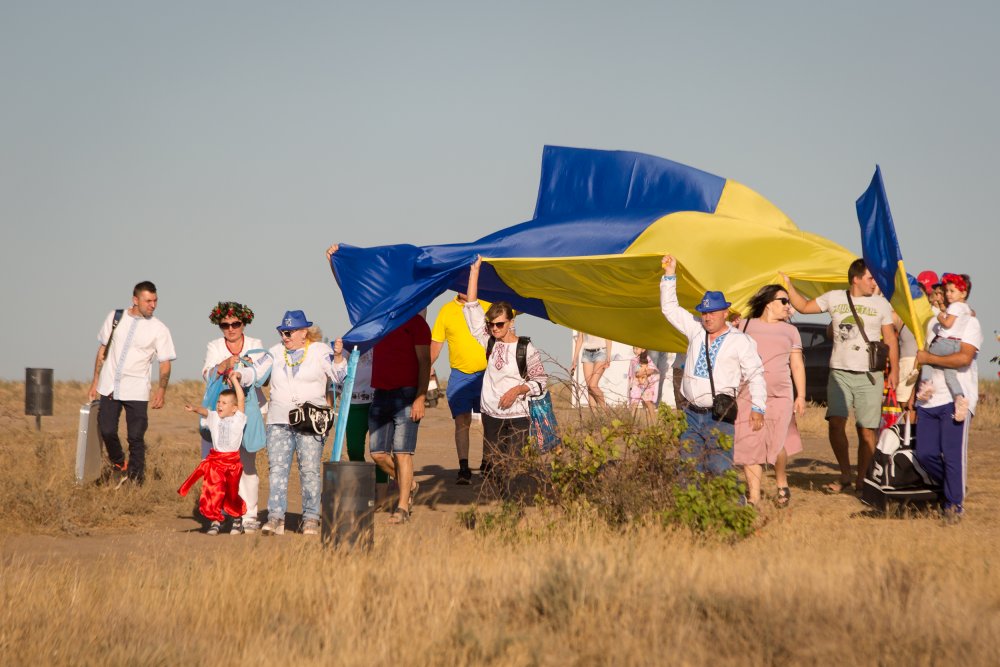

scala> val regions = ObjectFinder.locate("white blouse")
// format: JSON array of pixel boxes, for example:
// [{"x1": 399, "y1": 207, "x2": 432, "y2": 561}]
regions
[{"x1": 241, "y1": 341, "x2": 347, "y2": 426}]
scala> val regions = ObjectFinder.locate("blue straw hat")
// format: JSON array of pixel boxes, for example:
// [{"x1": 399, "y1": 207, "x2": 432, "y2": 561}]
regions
[
  {"x1": 694, "y1": 291, "x2": 731, "y2": 313},
  {"x1": 276, "y1": 310, "x2": 313, "y2": 331}
]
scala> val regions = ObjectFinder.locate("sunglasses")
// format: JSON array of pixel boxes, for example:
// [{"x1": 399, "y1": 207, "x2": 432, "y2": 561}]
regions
[
  {"x1": 279, "y1": 329, "x2": 302, "y2": 338},
  {"x1": 773, "y1": 297, "x2": 790, "y2": 305},
  {"x1": 219, "y1": 322, "x2": 243, "y2": 330},
  {"x1": 488, "y1": 320, "x2": 510, "y2": 329}
]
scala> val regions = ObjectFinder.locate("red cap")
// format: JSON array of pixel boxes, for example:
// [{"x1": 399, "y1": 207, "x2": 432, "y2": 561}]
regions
[{"x1": 916, "y1": 270, "x2": 939, "y2": 292}]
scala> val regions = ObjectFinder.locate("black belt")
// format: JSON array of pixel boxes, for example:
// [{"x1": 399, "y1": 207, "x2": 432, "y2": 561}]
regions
[{"x1": 686, "y1": 404, "x2": 713, "y2": 415}]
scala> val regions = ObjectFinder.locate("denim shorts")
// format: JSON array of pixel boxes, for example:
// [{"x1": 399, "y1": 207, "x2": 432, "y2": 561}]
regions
[
  {"x1": 369, "y1": 387, "x2": 419, "y2": 455},
  {"x1": 446, "y1": 369, "x2": 484, "y2": 418},
  {"x1": 581, "y1": 348, "x2": 607, "y2": 364}
]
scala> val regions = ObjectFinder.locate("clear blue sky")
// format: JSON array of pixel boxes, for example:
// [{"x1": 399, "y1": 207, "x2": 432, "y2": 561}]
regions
[{"x1": 2, "y1": 1, "x2": 997, "y2": 383}]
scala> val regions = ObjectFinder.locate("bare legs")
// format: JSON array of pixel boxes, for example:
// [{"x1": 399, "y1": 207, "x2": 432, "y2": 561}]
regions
[
  {"x1": 581, "y1": 361, "x2": 608, "y2": 409},
  {"x1": 454, "y1": 412, "x2": 471, "y2": 462},
  {"x1": 827, "y1": 416, "x2": 875, "y2": 491}
]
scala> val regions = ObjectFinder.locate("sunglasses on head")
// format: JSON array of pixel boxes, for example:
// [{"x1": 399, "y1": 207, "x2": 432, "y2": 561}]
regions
[
  {"x1": 219, "y1": 321, "x2": 243, "y2": 330},
  {"x1": 773, "y1": 297, "x2": 790, "y2": 305},
  {"x1": 488, "y1": 320, "x2": 510, "y2": 329}
]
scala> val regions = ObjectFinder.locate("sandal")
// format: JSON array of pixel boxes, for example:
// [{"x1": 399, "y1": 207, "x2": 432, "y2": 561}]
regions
[
  {"x1": 387, "y1": 508, "x2": 410, "y2": 525},
  {"x1": 775, "y1": 487, "x2": 791, "y2": 508},
  {"x1": 822, "y1": 479, "x2": 853, "y2": 495}
]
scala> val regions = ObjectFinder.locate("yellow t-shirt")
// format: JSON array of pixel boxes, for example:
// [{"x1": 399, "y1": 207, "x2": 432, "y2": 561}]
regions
[{"x1": 431, "y1": 297, "x2": 490, "y2": 374}]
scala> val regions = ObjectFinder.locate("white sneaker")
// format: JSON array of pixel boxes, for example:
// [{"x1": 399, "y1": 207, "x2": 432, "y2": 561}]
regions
[
  {"x1": 302, "y1": 519, "x2": 320, "y2": 536},
  {"x1": 261, "y1": 518, "x2": 284, "y2": 536},
  {"x1": 229, "y1": 517, "x2": 243, "y2": 535},
  {"x1": 242, "y1": 518, "x2": 259, "y2": 534},
  {"x1": 207, "y1": 521, "x2": 221, "y2": 536}
]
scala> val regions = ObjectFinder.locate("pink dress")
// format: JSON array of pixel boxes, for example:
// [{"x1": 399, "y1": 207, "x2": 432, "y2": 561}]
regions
[
  {"x1": 628, "y1": 356, "x2": 659, "y2": 404},
  {"x1": 734, "y1": 319, "x2": 803, "y2": 465}
]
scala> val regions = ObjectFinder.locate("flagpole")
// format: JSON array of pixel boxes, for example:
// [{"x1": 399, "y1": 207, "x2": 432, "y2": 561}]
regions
[
  {"x1": 896, "y1": 260, "x2": 926, "y2": 351},
  {"x1": 330, "y1": 346, "x2": 360, "y2": 463}
]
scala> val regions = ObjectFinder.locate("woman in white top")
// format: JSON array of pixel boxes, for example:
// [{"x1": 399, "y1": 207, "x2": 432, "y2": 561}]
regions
[
  {"x1": 571, "y1": 331, "x2": 612, "y2": 409},
  {"x1": 236, "y1": 309, "x2": 347, "y2": 536},
  {"x1": 200, "y1": 302, "x2": 264, "y2": 533},
  {"x1": 463, "y1": 258, "x2": 547, "y2": 479}
]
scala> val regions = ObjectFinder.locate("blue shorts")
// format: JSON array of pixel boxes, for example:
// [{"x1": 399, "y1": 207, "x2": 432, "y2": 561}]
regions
[
  {"x1": 446, "y1": 369, "x2": 484, "y2": 418},
  {"x1": 368, "y1": 387, "x2": 419, "y2": 455},
  {"x1": 581, "y1": 348, "x2": 607, "y2": 364}
]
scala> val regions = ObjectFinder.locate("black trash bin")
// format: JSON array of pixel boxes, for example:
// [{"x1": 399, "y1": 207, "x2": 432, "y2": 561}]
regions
[
  {"x1": 321, "y1": 461, "x2": 376, "y2": 550},
  {"x1": 25, "y1": 368, "x2": 53, "y2": 430}
]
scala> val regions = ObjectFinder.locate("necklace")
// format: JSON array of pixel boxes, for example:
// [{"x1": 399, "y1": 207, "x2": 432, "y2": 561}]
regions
[
  {"x1": 284, "y1": 340, "x2": 310, "y2": 368},
  {"x1": 225, "y1": 335, "x2": 244, "y2": 356}
]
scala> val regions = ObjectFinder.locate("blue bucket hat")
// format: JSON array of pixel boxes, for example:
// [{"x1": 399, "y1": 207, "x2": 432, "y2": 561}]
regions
[
  {"x1": 276, "y1": 310, "x2": 313, "y2": 331},
  {"x1": 695, "y1": 291, "x2": 732, "y2": 313}
]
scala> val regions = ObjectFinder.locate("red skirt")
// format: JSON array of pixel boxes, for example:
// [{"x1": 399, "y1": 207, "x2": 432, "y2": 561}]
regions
[{"x1": 178, "y1": 450, "x2": 246, "y2": 521}]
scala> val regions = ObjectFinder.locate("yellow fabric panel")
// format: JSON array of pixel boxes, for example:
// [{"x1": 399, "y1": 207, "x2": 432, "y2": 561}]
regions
[
  {"x1": 891, "y1": 261, "x2": 932, "y2": 350},
  {"x1": 429, "y1": 298, "x2": 489, "y2": 373},
  {"x1": 714, "y1": 180, "x2": 798, "y2": 232},
  {"x1": 487, "y1": 213, "x2": 860, "y2": 353}
]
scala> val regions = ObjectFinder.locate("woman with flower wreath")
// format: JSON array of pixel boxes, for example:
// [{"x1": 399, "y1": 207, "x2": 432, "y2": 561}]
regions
[
  {"x1": 201, "y1": 301, "x2": 265, "y2": 533},
  {"x1": 233, "y1": 310, "x2": 347, "y2": 536}
]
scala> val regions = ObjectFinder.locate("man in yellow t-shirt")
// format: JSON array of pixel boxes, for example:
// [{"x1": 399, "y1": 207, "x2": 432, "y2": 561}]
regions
[{"x1": 430, "y1": 293, "x2": 490, "y2": 484}]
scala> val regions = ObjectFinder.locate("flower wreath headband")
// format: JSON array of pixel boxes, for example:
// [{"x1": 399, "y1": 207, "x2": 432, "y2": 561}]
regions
[
  {"x1": 940, "y1": 273, "x2": 968, "y2": 294},
  {"x1": 209, "y1": 301, "x2": 255, "y2": 326}
]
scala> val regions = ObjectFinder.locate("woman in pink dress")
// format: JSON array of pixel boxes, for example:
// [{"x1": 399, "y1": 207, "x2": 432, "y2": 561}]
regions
[{"x1": 735, "y1": 284, "x2": 806, "y2": 507}]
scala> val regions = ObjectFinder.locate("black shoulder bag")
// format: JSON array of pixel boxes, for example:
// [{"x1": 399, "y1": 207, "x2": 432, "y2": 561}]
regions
[
  {"x1": 845, "y1": 291, "x2": 890, "y2": 374},
  {"x1": 705, "y1": 331, "x2": 738, "y2": 424},
  {"x1": 102, "y1": 309, "x2": 125, "y2": 360}
]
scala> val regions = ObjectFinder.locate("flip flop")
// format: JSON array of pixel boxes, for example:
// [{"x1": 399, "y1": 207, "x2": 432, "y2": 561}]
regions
[
  {"x1": 775, "y1": 487, "x2": 791, "y2": 508},
  {"x1": 822, "y1": 480, "x2": 853, "y2": 495}
]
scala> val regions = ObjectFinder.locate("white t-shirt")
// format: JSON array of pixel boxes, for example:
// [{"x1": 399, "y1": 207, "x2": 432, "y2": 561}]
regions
[
  {"x1": 919, "y1": 316, "x2": 982, "y2": 414},
  {"x1": 815, "y1": 291, "x2": 894, "y2": 372},
  {"x1": 205, "y1": 410, "x2": 247, "y2": 453},
  {"x1": 575, "y1": 332, "x2": 607, "y2": 350},
  {"x1": 96, "y1": 310, "x2": 176, "y2": 401},
  {"x1": 938, "y1": 302, "x2": 972, "y2": 339}
]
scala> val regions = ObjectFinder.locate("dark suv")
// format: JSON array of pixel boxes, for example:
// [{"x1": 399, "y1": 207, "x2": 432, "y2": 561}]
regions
[{"x1": 792, "y1": 321, "x2": 832, "y2": 404}]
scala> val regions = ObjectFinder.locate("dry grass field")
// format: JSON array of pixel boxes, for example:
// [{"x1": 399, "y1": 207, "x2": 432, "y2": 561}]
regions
[{"x1": 2, "y1": 379, "x2": 1000, "y2": 666}]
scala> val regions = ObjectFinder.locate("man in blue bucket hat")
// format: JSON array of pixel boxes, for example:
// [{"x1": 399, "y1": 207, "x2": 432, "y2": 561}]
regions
[{"x1": 659, "y1": 255, "x2": 766, "y2": 480}]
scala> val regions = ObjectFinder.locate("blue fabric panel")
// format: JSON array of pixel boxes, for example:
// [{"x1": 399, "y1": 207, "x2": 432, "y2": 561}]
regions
[
  {"x1": 332, "y1": 145, "x2": 730, "y2": 349},
  {"x1": 856, "y1": 165, "x2": 902, "y2": 301}
]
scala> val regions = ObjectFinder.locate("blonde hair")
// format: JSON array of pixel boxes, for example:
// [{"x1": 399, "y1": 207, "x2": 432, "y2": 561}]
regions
[{"x1": 306, "y1": 325, "x2": 324, "y2": 343}]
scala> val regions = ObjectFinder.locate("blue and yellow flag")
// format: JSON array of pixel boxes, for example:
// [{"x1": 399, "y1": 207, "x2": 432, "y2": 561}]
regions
[
  {"x1": 331, "y1": 146, "x2": 859, "y2": 352},
  {"x1": 856, "y1": 166, "x2": 933, "y2": 349}
]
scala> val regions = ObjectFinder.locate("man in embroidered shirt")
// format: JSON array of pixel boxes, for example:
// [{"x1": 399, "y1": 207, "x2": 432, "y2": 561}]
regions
[
  {"x1": 660, "y1": 255, "x2": 766, "y2": 475},
  {"x1": 430, "y1": 293, "x2": 490, "y2": 485},
  {"x1": 781, "y1": 259, "x2": 898, "y2": 495},
  {"x1": 88, "y1": 281, "x2": 176, "y2": 485}
]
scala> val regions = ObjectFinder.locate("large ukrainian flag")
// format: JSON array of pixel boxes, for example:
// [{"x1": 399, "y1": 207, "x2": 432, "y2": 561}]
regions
[{"x1": 331, "y1": 146, "x2": 857, "y2": 351}]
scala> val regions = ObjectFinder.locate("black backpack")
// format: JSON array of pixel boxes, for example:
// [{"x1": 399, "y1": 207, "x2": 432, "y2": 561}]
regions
[{"x1": 486, "y1": 335, "x2": 529, "y2": 379}]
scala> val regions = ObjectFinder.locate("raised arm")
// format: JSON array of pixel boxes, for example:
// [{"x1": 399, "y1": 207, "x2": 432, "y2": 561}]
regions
[
  {"x1": 230, "y1": 374, "x2": 245, "y2": 414},
  {"x1": 659, "y1": 255, "x2": 704, "y2": 340},
  {"x1": 467, "y1": 256, "x2": 482, "y2": 303},
  {"x1": 779, "y1": 273, "x2": 823, "y2": 314}
]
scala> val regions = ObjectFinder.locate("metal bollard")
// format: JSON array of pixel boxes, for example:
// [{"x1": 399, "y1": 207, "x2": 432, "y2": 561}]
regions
[
  {"x1": 25, "y1": 368, "x2": 53, "y2": 431},
  {"x1": 321, "y1": 461, "x2": 376, "y2": 550}
]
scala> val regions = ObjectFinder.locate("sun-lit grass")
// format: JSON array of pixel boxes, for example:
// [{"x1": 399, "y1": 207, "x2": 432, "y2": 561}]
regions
[{"x1": 2, "y1": 381, "x2": 999, "y2": 665}]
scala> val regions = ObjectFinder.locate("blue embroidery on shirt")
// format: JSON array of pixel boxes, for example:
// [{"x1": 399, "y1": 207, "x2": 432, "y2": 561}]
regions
[{"x1": 692, "y1": 332, "x2": 729, "y2": 379}]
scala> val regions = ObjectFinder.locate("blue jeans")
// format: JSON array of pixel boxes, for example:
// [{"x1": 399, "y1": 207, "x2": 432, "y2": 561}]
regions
[
  {"x1": 921, "y1": 338, "x2": 964, "y2": 398},
  {"x1": 265, "y1": 424, "x2": 324, "y2": 522},
  {"x1": 680, "y1": 407, "x2": 735, "y2": 475},
  {"x1": 369, "y1": 387, "x2": 420, "y2": 455}
]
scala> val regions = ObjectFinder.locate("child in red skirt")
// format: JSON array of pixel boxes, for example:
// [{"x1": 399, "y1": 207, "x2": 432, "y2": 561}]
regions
[{"x1": 180, "y1": 376, "x2": 247, "y2": 535}]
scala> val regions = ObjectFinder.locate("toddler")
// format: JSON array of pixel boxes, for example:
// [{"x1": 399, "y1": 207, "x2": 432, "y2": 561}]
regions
[
  {"x1": 916, "y1": 273, "x2": 972, "y2": 421},
  {"x1": 180, "y1": 376, "x2": 248, "y2": 534},
  {"x1": 628, "y1": 347, "x2": 660, "y2": 423}
]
